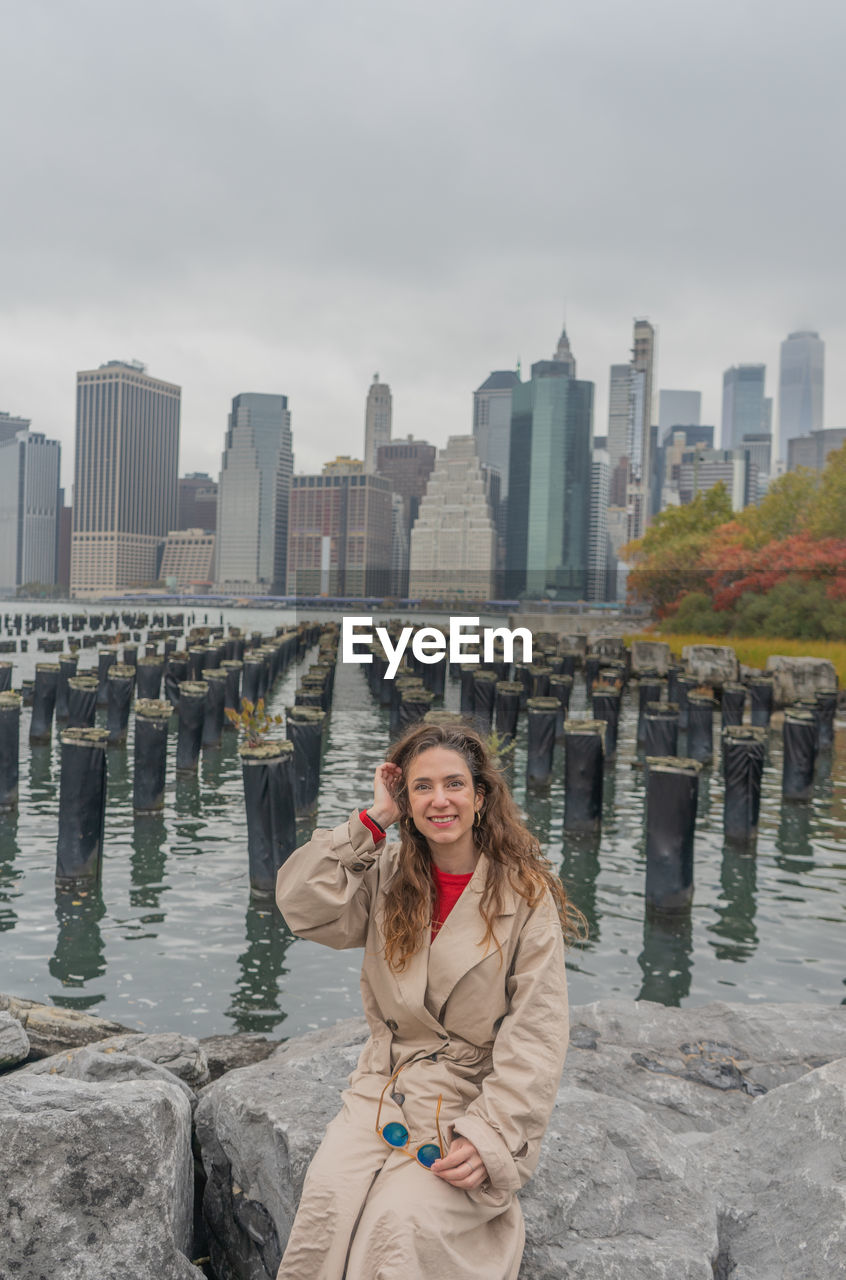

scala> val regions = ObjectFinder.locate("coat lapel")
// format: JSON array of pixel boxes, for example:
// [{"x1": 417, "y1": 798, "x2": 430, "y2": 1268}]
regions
[{"x1": 425, "y1": 852, "x2": 518, "y2": 1020}]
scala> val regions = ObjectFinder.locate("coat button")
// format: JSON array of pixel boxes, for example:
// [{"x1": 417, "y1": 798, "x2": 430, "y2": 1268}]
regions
[
  {"x1": 386, "y1": 1018, "x2": 398, "y2": 1032},
  {"x1": 351, "y1": 860, "x2": 367, "y2": 872},
  {"x1": 391, "y1": 1091, "x2": 405, "y2": 1106}
]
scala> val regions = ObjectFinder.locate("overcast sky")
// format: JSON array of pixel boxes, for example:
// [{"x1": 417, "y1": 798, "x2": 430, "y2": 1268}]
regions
[{"x1": 1, "y1": 0, "x2": 843, "y2": 491}]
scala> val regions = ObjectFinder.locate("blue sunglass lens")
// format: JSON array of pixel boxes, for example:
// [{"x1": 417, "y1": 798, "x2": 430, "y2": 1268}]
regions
[
  {"x1": 382, "y1": 1121, "x2": 409, "y2": 1148},
  {"x1": 416, "y1": 1144, "x2": 440, "y2": 1168}
]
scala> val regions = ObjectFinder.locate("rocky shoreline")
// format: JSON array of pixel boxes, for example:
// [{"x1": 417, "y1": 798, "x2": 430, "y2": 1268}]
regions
[{"x1": 1, "y1": 993, "x2": 845, "y2": 1279}]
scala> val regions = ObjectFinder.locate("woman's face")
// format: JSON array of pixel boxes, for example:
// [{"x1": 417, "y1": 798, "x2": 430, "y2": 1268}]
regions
[{"x1": 404, "y1": 746, "x2": 482, "y2": 867}]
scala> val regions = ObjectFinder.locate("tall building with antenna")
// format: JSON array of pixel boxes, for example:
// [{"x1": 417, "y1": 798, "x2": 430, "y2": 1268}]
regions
[{"x1": 364, "y1": 374, "x2": 392, "y2": 472}]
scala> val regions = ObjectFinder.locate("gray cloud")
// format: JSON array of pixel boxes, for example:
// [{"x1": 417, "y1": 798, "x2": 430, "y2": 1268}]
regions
[{"x1": 1, "y1": 0, "x2": 843, "y2": 487}]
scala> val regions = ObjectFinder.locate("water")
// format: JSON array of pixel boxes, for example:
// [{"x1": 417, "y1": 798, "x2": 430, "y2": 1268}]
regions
[{"x1": 1, "y1": 604, "x2": 844, "y2": 1044}]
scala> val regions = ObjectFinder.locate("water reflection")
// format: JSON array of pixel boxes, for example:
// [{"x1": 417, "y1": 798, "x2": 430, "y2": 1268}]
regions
[
  {"x1": 0, "y1": 810, "x2": 20, "y2": 932},
  {"x1": 559, "y1": 832, "x2": 601, "y2": 945},
  {"x1": 598, "y1": 769, "x2": 617, "y2": 841},
  {"x1": 227, "y1": 901, "x2": 295, "y2": 1033},
  {"x1": 637, "y1": 910, "x2": 693, "y2": 1005},
  {"x1": 708, "y1": 844, "x2": 758, "y2": 962},
  {"x1": 130, "y1": 811, "x2": 170, "y2": 913},
  {"x1": 174, "y1": 770, "x2": 202, "y2": 819},
  {"x1": 524, "y1": 789, "x2": 554, "y2": 847},
  {"x1": 50, "y1": 884, "x2": 107, "y2": 1009},
  {"x1": 696, "y1": 769, "x2": 712, "y2": 823},
  {"x1": 29, "y1": 742, "x2": 54, "y2": 798},
  {"x1": 775, "y1": 802, "x2": 815, "y2": 876}
]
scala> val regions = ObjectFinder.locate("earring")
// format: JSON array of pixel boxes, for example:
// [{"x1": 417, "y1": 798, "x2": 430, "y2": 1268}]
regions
[{"x1": 474, "y1": 810, "x2": 481, "y2": 827}]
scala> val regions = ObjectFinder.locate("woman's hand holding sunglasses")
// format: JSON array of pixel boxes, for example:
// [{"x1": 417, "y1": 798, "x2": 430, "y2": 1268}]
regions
[{"x1": 431, "y1": 1137, "x2": 489, "y2": 1191}]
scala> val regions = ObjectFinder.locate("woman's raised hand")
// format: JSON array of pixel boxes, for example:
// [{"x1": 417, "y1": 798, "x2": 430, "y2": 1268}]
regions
[{"x1": 368, "y1": 761, "x2": 403, "y2": 831}]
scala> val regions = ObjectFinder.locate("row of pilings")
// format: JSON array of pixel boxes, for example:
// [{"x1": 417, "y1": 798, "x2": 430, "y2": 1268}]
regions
[
  {"x1": 0, "y1": 619, "x2": 338, "y2": 901},
  {"x1": 358, "y1": 626, "x2": 839, "y2": 915}
]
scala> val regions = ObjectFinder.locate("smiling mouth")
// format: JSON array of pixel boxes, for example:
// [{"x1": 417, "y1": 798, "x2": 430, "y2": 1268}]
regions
[{"x1": 428, "y1": 815, "x2": 457, "y2": 826}]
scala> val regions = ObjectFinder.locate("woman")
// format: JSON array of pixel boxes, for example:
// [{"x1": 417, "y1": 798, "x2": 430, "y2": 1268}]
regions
[{"x1": 275, "y1": 721, "x2": 583, "y2": 1280}]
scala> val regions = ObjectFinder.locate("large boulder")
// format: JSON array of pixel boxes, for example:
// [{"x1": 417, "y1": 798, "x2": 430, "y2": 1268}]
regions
[
  {"x1": 588, "y1": 635, "x2": 627, "y2": 660},
  {"x1": 0, "y1": 991, "x2": 131, "y2": 1059},
  {"x1": 697, "y1": 1057, "x2": 846, "y2": 1279},
  {"x1": 764, "y1": 655, "x2": 838, "y2": 706},
  {"x1": 0, "y1": 1010, "x2": 29, "y2": 1069},
  {"x1": 24, "y1": 1043, "x2": 197, "y2": 1105},
  {"x1": 195, "y1": 1019, "x2": 369, "y2": 1280},
  {"x1": 194, "y1": 1001, "x2": 846, "y2": 1280},
  {"x1": 629, "y1": 639, "x2": 671, "y2": 675},
  {"x1": 563, "y1": 997, "x2": 846, "y2": 1130},
  {"x1": 0, "y1": 1073, "x2": 196, "y2": 1279},
  {"x1": 681, "y1": 644, "x2": 738, "y2": 689},
  {"x1": 200, "y1": 1032, "x2": 280, "y2": 1083},
  {"x1": 521, "y1": 1087, "x2": 717, "y2": 1278},
  {"x1": 24, "y1": 1030, "x2": 210, "y2": 1089}
]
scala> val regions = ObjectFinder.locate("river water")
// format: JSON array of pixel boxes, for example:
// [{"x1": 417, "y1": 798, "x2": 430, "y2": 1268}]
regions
[{"x1": 1, "y1": 603, "x2": 844, "y2": 1042}]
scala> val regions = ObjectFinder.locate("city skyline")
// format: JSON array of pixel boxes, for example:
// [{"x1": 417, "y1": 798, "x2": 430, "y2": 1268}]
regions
[{"x1": 1, "y1": 1, "x2": 843, "y2": 489}]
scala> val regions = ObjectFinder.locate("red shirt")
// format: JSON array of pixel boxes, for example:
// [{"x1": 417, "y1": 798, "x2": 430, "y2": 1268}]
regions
[{"x1": 431, "y1": 865, "x2": 473, "y2": 941}]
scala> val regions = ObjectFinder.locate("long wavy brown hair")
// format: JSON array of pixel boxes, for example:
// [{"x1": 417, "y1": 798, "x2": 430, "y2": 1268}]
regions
[{"x1": 381, "y1": 722, "x2": 587, "y2": 971}]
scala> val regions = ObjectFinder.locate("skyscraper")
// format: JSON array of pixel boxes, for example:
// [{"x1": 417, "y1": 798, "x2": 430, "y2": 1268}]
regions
[
  {"x1": 0, "y1": 428, "x2": 61, "y2": 592},
  {"x1": 375, "y1": 438, "x2": 437, "y2": 597},
  {"x1": 287, "y1": 466, "x2": 391, "y2": 597},
  {"x1": 363, "y1": 374, "x2": 392, "y2": 473},
  {"x1": 629, "y1": 319, "x2": 656, "y2": 537},
  {"x1": 588, "y1": 448, "x2": 610, "y2": 603},
  {"x1": 505, "y1": 357, "x2": 594, "y2": 600},
  {"x1": 472, "y1": 371, "x2": 520, "y2": 499},
  {"x1": 722, "y1": 365, "x2": 767, "y2": 450},
  {"x1": 216, "y1": 393, "x2": 293, "y2": 595},
  {"x1": 606, "y1": 364, "x2": 631, "y2": 506},
  {"x1": 71, "y1": 360, "x2": 180, "y2": 597},
  {"x1": 787, "y1": 427, "x2": 846, "y2": 473},
  {"x1": 658, "y1": 390, "x2": 701, "y2": 442},
  {"x1": 0, "y1": 411, "x2": 31, "y2": 444},
  {"x1": 778, "y1": 331, "x2": 824, "y2": 462},
  {"x1": 408, "y1": 437, "x2": 496, "y2": 600},
  {"x1": 177, "y1": 473, "x2": 218, "y2": 531},
  {"x1": 553, "y1": 326, "x2": 577, "y2": 376}
]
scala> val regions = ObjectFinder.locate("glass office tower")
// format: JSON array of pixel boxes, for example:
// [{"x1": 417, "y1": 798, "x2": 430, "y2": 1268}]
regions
[{"x1": 505, "y1": 360, "x2": 593, "y2": 600}]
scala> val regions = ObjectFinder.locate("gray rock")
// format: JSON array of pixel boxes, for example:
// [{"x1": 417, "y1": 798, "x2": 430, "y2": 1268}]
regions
[
  {"x1": 563, "y1": 998, "x2": 846, "y2": 1130},
  {"x1": 764, "y1": 654, "x2": 838, "y2": 706},
  {"x1": 682, "y1": 643, "x2": 738, "y2": 688},
  {"x1": 588, "y1": 635, "x2": 627, "y2": 660},
  {"x1": 521, "y1": 1087, "x2": 717, "y2": 1278},
  {"x1": 629, "y1": 639, "x2": 671, "y2": 674},
  {"x1": 698, "y1": 1057, "x2": 846, "y2": 1279},
  {"x1": 0, "y1": 1010, "x2": 29, "y2": 1069},
  {"x1": 0, "y1": 991, "x2": 131, "y2": 1058},
  {"x1": 24, "y1": 1029, "x2": 210, "y2": 1089},
  {"x1": 193, "y1": 1003, "x2": 846, "y2": 1280},
  {"x1": 196, "y1": 1019, "x2": 369, "y2": 1280},
  {"x1": 201, "y1": 1032, "x2": 280, "y2": 1082},
  {"x1": 27, "y1": 1042, "x2": 197, "y2": 1105},
  {"x1": 0, "y1": 1072, "x2": 196, "y2": 1279}
]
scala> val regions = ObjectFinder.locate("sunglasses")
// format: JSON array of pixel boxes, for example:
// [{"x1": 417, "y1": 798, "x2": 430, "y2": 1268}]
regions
[{"x1": 376, "y1": 1063, "x2": 445, "y2": 1169}]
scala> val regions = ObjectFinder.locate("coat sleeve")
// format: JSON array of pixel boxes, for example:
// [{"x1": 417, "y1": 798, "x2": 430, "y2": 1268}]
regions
[
  {"x1": 275, "y1": 809, "x2": 386, "y2": 950},
  {"x1": 450, "y1": 896, "x2": 569, "y2": 1198}
]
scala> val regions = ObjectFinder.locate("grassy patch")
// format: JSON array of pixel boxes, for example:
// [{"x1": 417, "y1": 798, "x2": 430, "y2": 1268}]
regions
[{"x1": 625, "y1": 631, "x2": 846, "y2": 686}]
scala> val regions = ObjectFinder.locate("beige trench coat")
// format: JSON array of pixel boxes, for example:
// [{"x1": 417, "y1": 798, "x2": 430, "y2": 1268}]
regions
[{"x1": 275, "y1": 810, "x2": 569, "y2": 1280}]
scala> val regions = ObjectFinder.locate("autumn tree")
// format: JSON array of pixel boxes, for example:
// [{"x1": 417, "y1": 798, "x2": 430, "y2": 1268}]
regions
[{"x1": 624, "y1": 485, "x2": 733, "y2": 615}]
